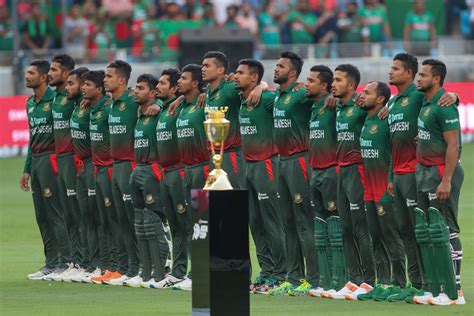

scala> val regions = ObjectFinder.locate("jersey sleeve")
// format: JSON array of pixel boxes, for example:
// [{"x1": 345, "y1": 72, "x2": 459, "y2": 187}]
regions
[{"x1": 437, "y1": 105, "x2": 460, "y2": 132}]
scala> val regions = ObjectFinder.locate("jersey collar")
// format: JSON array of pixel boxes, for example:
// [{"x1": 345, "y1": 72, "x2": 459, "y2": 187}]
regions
[{"x1": 423, "y1": 88, "x2": 446, "y2": 107}]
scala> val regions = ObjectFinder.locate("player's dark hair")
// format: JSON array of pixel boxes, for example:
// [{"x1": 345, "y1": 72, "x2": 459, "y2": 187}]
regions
[
  {"x1": 335, "y1": 64, "x2": 361, "y2": 88},
  {"x1": 137, "y1": 73, "x2": 159, "y2": 90},
  {"x1": 393, "y1": 53, "x2": 418, "y2": 79},
  {"x1": 203, "y1": 51, "x2": 229, "y2": 73},
  {"x1": 422, "y1": 59, "x2": 447, "y2": 86},
  {"x1": 310, "y1": 65, "x2": 333, "y2": 92},
  {"x1": 161, "y1": 68, "x2": 181, "y2": 88},
  {"x1": 280, "y1": 51, "x2": 303, "y2": 78},
  {"x1": 372, "y1": 81, "x2": 391, "y2": 106},
  {"x1": 239, "y1": 59, "x2": 264, "y2": 84},
  {"x1": 107, "y1": 60, "x2": 132, "y2": 82},
  {"x1": 69, "y1": 67, "x2": 89, "y2": 83},
  {"x1": 30, "y1": 59, "x2": 50, "y2": 75},
  {"x1": 182, "y1": 64, "x2": 204, "y2": 92},
  {"x1": 82, "y1": 70, "x2": 105, "y2": 95},
  {"x1": 52, "y1": 54, "x2": 75, "y2": 71}
]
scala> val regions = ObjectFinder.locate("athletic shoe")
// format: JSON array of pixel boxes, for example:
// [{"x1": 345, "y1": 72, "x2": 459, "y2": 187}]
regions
[
  {"x1": 82, "y1": 268, "x2": 101, "y2": 283},
  {"x1": 250, "y1": 276, "x2": 267, "y2": 293},
  {"x1": 105, "y1": 274, "x2": 129, "y2": 286},
  {"x1": 413, "y1": 291, "x2": 433, "y2": 305},
  {"x1": 27, "y1": 267, "x2": 55, "y2": 280},
  {"x1": 63, "y1": 267, "x2": 85, "y2": 283},
  {"x1": 124, "y1": 275, "x2": 143, "y2": 288},
  {"x1": 320, "y1": 289, "x2": 336, "y2": 298},
  {"x1": 173, "y1": 277, "x2": 192, "y2": 291},
  {"x1": 326, "y1": 281, "x2": 359, "y2": 300},
  {"x1": 428, "y1": 290, "x2": 466, "y2": 306},
  {"x1": 268, "y1": 281, "x2": 297, "y2": 296},
  {"x1": 42, "y1": 267, "x2": 67, "y2": 281},
  {"x1": 387, "y1": 286, "x2": 418, "y2": 302},
  {"x1": 374, "y1": 285, "x2": 401, "y2": 301},
  {"x1": 71, "y1": 269, "x2": 88, "y2": 283},
  {"x1": 155, "y1": 274, "x2": 184, "y2": 289},
  {"x1": 141, "y1": 278, "x2": 158, "y2": 289},
  {"x1": 288, "y1": 280, "x2": 316, "y2": 296},
  {"x1": 51, "y1": 263, "x2": 75, "y2": 282},
  {"x1": 346, "y1": 283, "x2": 373, "y2": 301},
  {"x1": 308, "y1": 287, "x2": 325, "y2": 297},
  {"x1": 255, "y1": 278, "x2": 279, "y2": 295},
  {"x1": 91, "y1": 270, "x2": 119, "y2": 285}
]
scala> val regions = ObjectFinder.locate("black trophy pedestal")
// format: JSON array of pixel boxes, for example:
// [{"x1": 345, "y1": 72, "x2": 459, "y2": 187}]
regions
[{"x1": 191, "y1": 189, "x2": 250, "y2": 316}]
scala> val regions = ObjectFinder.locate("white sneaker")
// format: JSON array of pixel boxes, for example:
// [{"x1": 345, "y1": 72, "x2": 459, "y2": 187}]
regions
[
  {"x1": 82, "y1": 268, "x2": 101, "y2": 283},
  {"x1": 320, "y1": 289, "x2": 336, "y2": 298},
  {"x1": 27, "y1": 267, "x2": 55, "y2": 280},
  {"x1": 62, "y1": 266, "x2": 83, "y2": 283},
  {"x1": 124, "y1": 275, "x2": 143, "y2": 288},
  {"x1": 428, "y1": 290, "x2": 466, "y2": 306},
  {"x1": 413, "y1": 291, "x2": 433, "y2": 305},
  {"x1": 105, "y1": 274, "x2": 129, "y2": 286},
  {"x1": 327, "y1": 282, "x2": 359, "y2": 299},
  {"x1": 155, "y1": 274, "x2": 184, "y2": 289},
  {"x1": 71, "y1": 269, "x2": 88, "y2": 283},
  {"x1": 308, "y1": 287, "x2": 325, "y2": 297},
  {"x1": 43, "y1": 267, "x2": 67, "y2": 281},
  {"x1": 172, "y1": 277, "x2": 192, "y2": 291},
  {"x1": 141, "y1": 278, "x2": 158, "y2": 289},
  {"x1": 51, "y1": 263, "x2": 75, "y2": 282},
  {"x1": 345, "y1": 283, "x2": 373, "y2": 301}
]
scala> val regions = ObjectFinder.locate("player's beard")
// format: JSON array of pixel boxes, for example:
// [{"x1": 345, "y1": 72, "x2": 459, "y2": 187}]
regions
[
  {"x1": 274, "y1": 73, "x2": 288, "y2": 85},
  {"x1": 417, "y1": 82, "x2": 433, "y2": 93},
  {"x1": 360, "y1": 102, "x2": 376, "y2": 111}
]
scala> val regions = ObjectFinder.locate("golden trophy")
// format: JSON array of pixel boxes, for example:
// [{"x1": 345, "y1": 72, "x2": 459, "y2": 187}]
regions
[{"x1": 203, "y1": 107, "x2": 233, "y2": 190}]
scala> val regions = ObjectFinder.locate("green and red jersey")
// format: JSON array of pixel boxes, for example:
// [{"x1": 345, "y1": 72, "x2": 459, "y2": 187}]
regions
[
  {"x1": 52, "y1": 89, "x2": 75, "y2": 155},
  {"x1": 239, "y1": 90, "x2": 277, "y2": 161},
  {"x1": 273, "y1": 82, "x2": 313, "y2": 157},
  {"x1": 336, "y1": 94, "x2": 366, "y2": 166},
  {"x1": 134, "y1": 107, "x2": 160, "y2": 164},
  {"x1": 205, "y1": 80, "x2": 241, "y2": 150},
  {"x1": 108, "y1": 88, "x2": 138, "y2": 162},
  {"x1": 156, "y1": 97, "x2": 183, "y2": 168},
  {"x1": 309, "y1": 94, "x2": 337, "y2": 169},
  {"x1": 90, "y1": 96, "x2": 113, "y2": 167},
  {"x1": 360, "y1": 108, "x2": 392, "y2": 202},
  {"x1": 417, "y1": 88, "x2": 461, "y2": 166},
  {"x1": 387, "y1": 84, "x2": 424, "y2": 174},
  {"x1": 177, "y1": 97, "x2": 209, "y2": 166},
  {"x1": 70, "y1": 97, "x2": 92, "y2": 160},
  {"x1": 24, "y1": 88, "x2": 56, "y2": 173},
  {"x1": 405, "y1": 11, "x2": 433, "y2": 42}
]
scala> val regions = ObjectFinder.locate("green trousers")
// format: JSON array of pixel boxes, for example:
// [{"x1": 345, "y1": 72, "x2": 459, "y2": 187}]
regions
[
  {"x1": 365, "y1": 200, "x2": 406, "y2": 286},
  {"x1": 94, "y1": 165, "x2": 121, "y2": 272},
  {"x1": 161, "y1": 165, "x2": 188, "y2": 279},
  {"x1": 112, "y1": 160, "x2": 139, "y2": 277},
  {"x1": 310, "y1": 166, "x2": 338, "y2": 219},
  {"x1": 245, "y1": 156, "x2": 286, "y2": 282},
  {"x1": 337, "y1": 164, "x2": 375, "y2": 285},
  {"x1": 393, "y1": 172, "x2": 423, "y2": 289},
  {"x1": 277, "y1": 152, "x2": 319, "y2": 286},
  {"x1": 31, "y1": 151, "x2": 71, "y2": 268},
  {"x1": 57, "y1": 153, "x2": 83, "y2": 266}
]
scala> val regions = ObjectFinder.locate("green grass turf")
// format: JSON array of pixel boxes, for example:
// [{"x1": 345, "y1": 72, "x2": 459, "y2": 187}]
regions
[{"x1": 1, "y1": 145, "x2": 473, "y2": 315}]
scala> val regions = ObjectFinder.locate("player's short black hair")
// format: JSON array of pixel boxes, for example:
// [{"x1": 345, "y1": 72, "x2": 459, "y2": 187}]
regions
[
  {"x1": 335, "y1": 64, "x2": 361, "y2": 88},
  {"x1": 137, "y1": 73, "x2": 159, "y2": 90},
  {"x1": 203, "y1": 51, "x2": 229, "y2": 73},
  {"x1": 182, "y1": 64, "x2": 204, "y2": 92},
  {"x1": 238, "y1": 59, "x2": 264, "y2": 84},
  {"x1": 372, "y1": 81, "x2": 391, "y2": 106},
  {"x1": 280, "y1": 51, "x2": 303, "y2": 78},
  {"x1": 30, "y1": 59, "x2": 50, "y2": 75},
  {"x1": 69, "y1": 67, "x2": 89, "y2": 83},
  {"x1": 310, "y1": 65, "x2": 333, "y2": 92},
  {"x1": 161, "y1": 68, "x2": 181, "y2": 87},
  {"x1": 82, "y1": 70, "x2": 105, "y2": 94},
  {"x1": 393, "y1": 53, "x2": 418, "y2": 79},
  {"x1": 107, "y1": 60, "x2": 132, "y2": 82},
  {"x1": 52, "y1": 54, "x2": 75, "y2": 71},
  {"x1": 422, "y1": 59, "x2": 447, "y2": 86}
]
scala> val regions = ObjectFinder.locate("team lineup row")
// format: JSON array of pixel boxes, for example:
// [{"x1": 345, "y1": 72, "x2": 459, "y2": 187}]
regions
[{"x1": 20, "y1": 50, "x2": 464, "y2": 306}]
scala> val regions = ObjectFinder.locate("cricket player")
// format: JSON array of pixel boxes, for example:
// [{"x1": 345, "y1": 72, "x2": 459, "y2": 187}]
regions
[
  {"x1": 234, "y1": 59, "x2": 286, "y2": 294},
  {"x1": 269, "y1": 51, "x2": 319, "y2": 296},
  {"x1": 174, "y1": 64, "x2": 209, "y2": 291},
  {"x1": 351, "y1": 81, "x2": 406, "y2": 301},
  {"x1": 327, "y1": 64, "x2": 375, "y2": 299},
  {"x1": 413, "y1": 59, "x2": 465, "y2": 305},
  {"x1": 22, "y1": 60, "x2": 71, "y2": 280}
]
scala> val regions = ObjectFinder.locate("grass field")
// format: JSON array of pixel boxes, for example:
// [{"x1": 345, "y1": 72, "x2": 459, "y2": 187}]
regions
[{"x1": 1, "y1": 145, "x2": 473, "y2": 316}]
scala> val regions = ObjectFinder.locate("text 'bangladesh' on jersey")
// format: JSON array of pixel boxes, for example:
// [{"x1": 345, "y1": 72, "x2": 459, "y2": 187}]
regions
[
  {"x1": 205, "y1": 80, "x2": 241, "y2": 150},
  {"x1": 70, "y1": 97, "x2": 92, "y2": 160},
  {"x1": 108, "y1": 88, "x2": 139, "y2": 162},
  {"x1": 134, "y1": 106, "x2": 160, "y2": 164},
  {"x1": 177, "y1": 97, "x2": 210, "y2": 165},
  {"x1": 52, "y1": 89, "x2": 75, "y2": 155},
  {"x1": 90, "y1": 95, "x2": 113, "y2": 167},
  {"x1": 273, "y1": 82, "x2": 313, "y2": 157},
  {"x1": 417, "y1": 88, "x2": 461, "y2": 166},
  {"x1": 360, "y1": 108, "x2": 392, "y2": 202},
  {"x1": 387, "y1": 84, "x2": 424, "y2": 174},
  {"x1": 336, "y1": 94, "x2": 366, "y2": 166},
  {"x1": 239, "y1": 90, "x2": 277, "y2": 161},
  {"x1": 156, "y1": 97, "x2": 183, "y2": 168},
  {"x1": 309, "y1": 94, "x2": 337, "y2": 169}
]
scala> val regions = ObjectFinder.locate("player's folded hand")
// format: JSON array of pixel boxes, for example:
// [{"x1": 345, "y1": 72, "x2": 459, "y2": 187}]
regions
[
  {"x1": 20, "y1": 173, "x2": 30, "y2": 192},
  {"x1": 436, "y1": 180, "x2": 451, "y2": 202}
]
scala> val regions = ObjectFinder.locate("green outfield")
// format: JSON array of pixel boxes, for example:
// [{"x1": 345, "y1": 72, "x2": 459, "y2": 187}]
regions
[{"x1": 1, "y1": 145, "x2": 473, "y2": 316}]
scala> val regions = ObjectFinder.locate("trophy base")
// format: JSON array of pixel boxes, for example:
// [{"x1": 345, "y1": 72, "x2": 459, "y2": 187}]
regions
[{"x1": 203, "y1": 169, "x2": 233, "y2": 190}]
